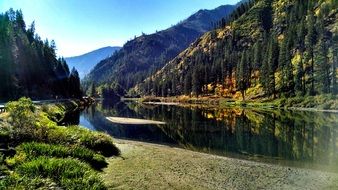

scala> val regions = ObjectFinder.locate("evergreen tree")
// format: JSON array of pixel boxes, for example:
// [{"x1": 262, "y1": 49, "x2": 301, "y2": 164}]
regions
[
  {"x1": 236, "y1": 51, "x2": 249, "y2": 100},
  {"x1": 332, "y1": 33, "x2": 338, "y2": 95},
  {"x1": 184, "y1": 72, "x2": 192, "y2": 96},
  {"x1": 295, "y1": 56, "x2": 304, "y2": 95},
  {"x1": 305, "y1": 9, "x2": 316, "y2": 95},
  {"x1": 263, "y1": 36, "x2": 279, "y2": 97},
  {"x1": 0, "y1": 9, "x2": 82, "y2": 101},
  {"x1": 253, "y1": 41, "x2": 262, "y2": 69},
  {"x1": 295, "y1": 18, "x2": 306, "y2": 95},
  {"x1": 89, "y1": 83, "x2": 96, "y2": 97},
  {"x1": 192, "y1": 67, "x2": 201, "y2": 97},
  {"x1": 69, "y1": 68, "x2": 82, "y2": 98},
  {"x1": 279, "y1": 39, "x2": 294, "y2": 95},
  {"x1": 315, "y1": 14, "x2": 330, "y2": 94}
]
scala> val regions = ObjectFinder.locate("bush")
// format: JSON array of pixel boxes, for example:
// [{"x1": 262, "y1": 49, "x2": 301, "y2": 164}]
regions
[
  {"x1": 13, "y1": 142, "x2": 107, "y2": 169},
  {"x1": 0, "y1": 153, "x2": 7, "y2": 174},
  {"x1": 66, "y1": 127, "x2": 120, "y2": 157},
  {"x1": 6, "y1": 124, "x2": 120, "y2": 160},
  {"x1": 0, "y1": 123, "x2": 10, "y2": 143},
  {"x1": 6, "y1": 97, "x2": 36, "y2": 128},
  {"x1": 15, "y1": 157, "x2": 106, "y2": 190},
  {"x1": 41, "y1": 104, "x2": 66, "y2": 123}
]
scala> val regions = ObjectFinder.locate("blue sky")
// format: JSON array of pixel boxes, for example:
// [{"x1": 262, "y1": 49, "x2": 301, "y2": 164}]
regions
[{"x1": 0, "y1": 0, "x2": 240, "y2": 57}]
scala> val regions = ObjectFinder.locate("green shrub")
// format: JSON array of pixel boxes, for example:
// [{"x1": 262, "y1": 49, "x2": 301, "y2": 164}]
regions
[
  {"x1": 41, "y1": 104, "x2": 66, "y2": 123},
  {"x1": 0, "y1": 153, "x2": 6, "y2": 173},
  {"x1": 301, "y1": 96, "x2": 316, "y2": 108},
  {"x1": 285, "y1": 96, "x2": 304, "y2": 107},
  {"x1": 14, "y1": 142, "x2": 107, "y2": 169},
  {"x1": 0, "y1": 123, "x2": 10, "y2": 143},
  {"x1": 318, "y1": 100, "x2": 334, "y2": 110},
  {"x1": 67, "y1": 126, "x2": 120, "y2": 157},
  {"x1": 6, "y1": 97, "x2": 36, "y2": 128},
  {"x1": 15, "y1": 157, "x2": 106, "y2": 190}
]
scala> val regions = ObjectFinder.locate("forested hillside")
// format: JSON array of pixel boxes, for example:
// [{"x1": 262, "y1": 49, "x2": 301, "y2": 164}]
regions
[
  {"x1": 83, "y1": 5, "x2": 236, "y2": 96},
  {"x1": 65, "y1": 46, "x2": 121, "y2": 79},
  {"x1": 136, "y1": 0, "x2": 338, "y2": 100},
  {"x1": 0, "y1": 9, "x2": 81, "y2": 101}
]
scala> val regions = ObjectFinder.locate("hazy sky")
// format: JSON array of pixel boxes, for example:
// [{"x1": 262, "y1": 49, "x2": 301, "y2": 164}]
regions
[{"x1": 0, "y1": 0, "x2": 240, "y2": 57}]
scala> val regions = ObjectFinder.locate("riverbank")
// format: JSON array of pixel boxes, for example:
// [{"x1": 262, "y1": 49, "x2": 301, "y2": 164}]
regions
[
  {"x1": 103, "y1": 139, "x2": 338, "y2": 190},
  {"x1": 127, "y1": 94, "x2": 338, "y2": 112},
  {"x1": 0, "y1": 97, "x2": 119, "y2": 189}
]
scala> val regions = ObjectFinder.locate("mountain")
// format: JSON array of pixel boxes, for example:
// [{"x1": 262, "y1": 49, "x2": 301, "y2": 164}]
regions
[
  {"x1": 0, "y1": 9, "x2": 81, "y2": 101},
  {"x1": 84, "y1": 4, "x2": 236, "y2": 94},
  {"x1": 135, "y1": 0, "x2": 338, "y2": 99},
  {"x1": 65, "y1": 46, "x2": 121, "y2": 79}
]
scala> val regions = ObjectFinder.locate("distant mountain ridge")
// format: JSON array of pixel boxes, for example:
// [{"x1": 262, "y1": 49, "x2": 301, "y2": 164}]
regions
[
  {"x1": 84, "y1": 4, "x2": 236, "y2": 93},
  {"x1": 135, "y1": 0, "x2": 338, "y2": 99},
  {"x1": 65, "y1": 46, "x2": 121, "y2": 79}
]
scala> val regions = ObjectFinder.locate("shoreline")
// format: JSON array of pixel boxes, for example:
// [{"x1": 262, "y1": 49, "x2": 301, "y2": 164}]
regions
[
  {"x1": 123, "y1": 96, "x2": 338, "y2": 113},
  {"x1": 103, "y1": 139, "x2": 338, "y2": 190}
]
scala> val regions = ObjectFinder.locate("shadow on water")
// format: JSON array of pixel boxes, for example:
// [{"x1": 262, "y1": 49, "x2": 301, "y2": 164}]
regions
[{"x1": 75, "y1": 99, "x2": 338, "y2": 173}]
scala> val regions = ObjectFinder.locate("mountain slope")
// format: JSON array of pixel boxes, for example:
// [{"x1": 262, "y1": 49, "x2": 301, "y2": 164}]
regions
[
  {"x1": 84, "y1": 4, "x2": 236, "y2": 93},
  {"x1": 65, "y1": 46, "x2": 120, "y2": 79},
  {"x1": 136, "y1": 0, "x2": 338, "y2": 99}
]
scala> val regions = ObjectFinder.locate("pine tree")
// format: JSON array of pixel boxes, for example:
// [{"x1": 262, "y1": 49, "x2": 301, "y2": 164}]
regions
[
  {"x1": 184, "y1": 72, "x2": 192, "y2": 96},
  {"x1": 253, "y1": 41, "x2": 262, "y2": 69},
  {"x1": 171, "y1": 74, "x2": 176, "y2": 96},
  {"x1": 236, "y1": 51, "x2": 249, "y2": 100},
  {"x1": 279, "y1": 38, "x2": 294, "y2": 95},
  {"x1": 295, "y1": 58, "x2": 304, "y2": 95},
  {"x1": 69, "y1": 68, "x2": 82, "y2": 98},
  {"x1": 333, "y1": 33, "x2": 338, "y2": 95},
  {"x1": 263, "y1": 36, "x2": 279, "y2": 98},
  {"x1": 295, "y1": 18, "x2": 306, "y2": 95},
  {"x1": 89, "y1": 83, "x2": 96, "y2": 97},
  {"x1": 260, "y1": 43, "x2": 270, "y2": 95},
  {"x1": 315, "y1": 14, "x2": 330, "y2": 94},
  {"x1": 192, "y1": 67, "x2": 201, "y2": 97},
  {"x1": 305, "y1": 9, "x2": 316, "y2": 95}
]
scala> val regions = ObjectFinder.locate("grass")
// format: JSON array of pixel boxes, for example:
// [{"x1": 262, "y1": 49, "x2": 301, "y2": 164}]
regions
[
  {"x1": 2, "y1": 157, "x2": 106, "y2": 190},
  {"x1": 0, "y1": 97, "x2": 119, "y2": 189},
  {"x1": 7, "y1": 142, "x2": 107, "y2": 170}
]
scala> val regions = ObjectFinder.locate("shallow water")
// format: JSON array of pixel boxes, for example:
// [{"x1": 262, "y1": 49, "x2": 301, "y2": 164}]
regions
[{"x1": 73, "y1": 99, "x2": 338, "y2": 173}]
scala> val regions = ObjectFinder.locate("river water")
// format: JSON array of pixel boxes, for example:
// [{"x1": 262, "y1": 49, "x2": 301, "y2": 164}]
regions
[{"x1": 72, "y1": 99, "x2": 338, "y2": 173}]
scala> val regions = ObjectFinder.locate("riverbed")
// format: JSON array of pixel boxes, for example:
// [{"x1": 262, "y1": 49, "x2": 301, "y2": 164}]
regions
[{"x1": 102, "y1": 139, "x2": 338, "y2": 190}]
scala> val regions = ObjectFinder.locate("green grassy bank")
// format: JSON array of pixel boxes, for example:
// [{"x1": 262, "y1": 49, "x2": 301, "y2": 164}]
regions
[{"x1": 0, "y1": 97, "x2": 119, "y2": 189}]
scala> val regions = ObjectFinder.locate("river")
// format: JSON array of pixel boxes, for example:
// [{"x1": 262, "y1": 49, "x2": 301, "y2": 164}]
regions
[{"x1": 68, "y1": 99, "x2": 338, "y2": 173}]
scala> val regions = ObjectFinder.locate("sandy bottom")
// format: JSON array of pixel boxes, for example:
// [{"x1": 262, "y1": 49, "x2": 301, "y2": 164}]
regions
[
  {"x1": 106, "y1": 117, "x2": 166, "y2": 125},
  {"x1": 102, "y1": 140, "x2": 338, "y2": 190}
]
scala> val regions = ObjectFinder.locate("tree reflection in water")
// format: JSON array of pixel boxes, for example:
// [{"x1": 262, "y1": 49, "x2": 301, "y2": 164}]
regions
[{"x1": 79, "y1": 100, "x2": 338, "y2": 173}]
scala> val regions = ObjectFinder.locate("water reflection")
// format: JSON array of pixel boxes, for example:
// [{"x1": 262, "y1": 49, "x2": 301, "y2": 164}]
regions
[
  {"x1": 78, "y1": 100, "x2": 338, "y2": 173},
  {"x1": 80, "y1": 99, "x2": 176, "y2": 144}
]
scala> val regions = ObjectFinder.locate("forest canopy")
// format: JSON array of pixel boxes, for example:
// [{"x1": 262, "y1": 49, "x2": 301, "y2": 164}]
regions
[{"x1": 0, "y1": 9, "x2": 81, "y2": 101}]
